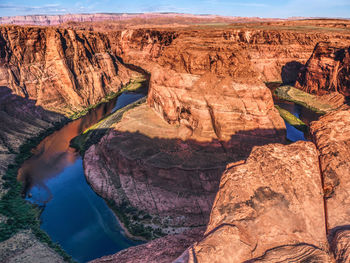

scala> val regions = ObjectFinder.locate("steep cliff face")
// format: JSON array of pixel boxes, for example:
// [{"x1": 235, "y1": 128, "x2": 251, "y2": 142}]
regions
[
  {"x1": 0, "y1": 25, "x2": 137, "y2": 262},
  {"x1": 84, "y1": 74, "x2": 286, "y2": 239},
  {"x1": 175, "y1": 142, "x2": 331, "y2": 263},
  {"x1": 310, "y1": 107, "x2": 350, "y2": 261},
  {"x1": 115, "y1": 28, "x2": 350, "y2": 83},
  {"x1": 0, "y1": 26, "x2": 134, "y2": 116},
  {"x1": 295, "y1": 42, "x2": 350, "y2": 96},
  {"x1": 148, "y1": 67, "x2": 285, "y2": 143}
]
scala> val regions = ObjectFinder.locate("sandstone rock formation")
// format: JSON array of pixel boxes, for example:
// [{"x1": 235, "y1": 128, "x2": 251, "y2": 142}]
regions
[
  {"x1": 0, "y1": 230, "x2": 64, "y2": 263},
  {"x1": 310, "y1": 108, "x2": 350, "y2": 261},
  {"x1": 84, "y1": 75, "x2": 286, "y2": 238},
  {"x1": 0, "y1": 25, "x2": 134, "y2": 116},
  {"x1": 90, "y1": 227, "x2": 205, "y2": 263},
  {"x1": 295, "y1": 42, "x2": 350, "y2": 97},
  {"x1": 116, "y1": 27, "x2": 350, "y2": 83},
  {"x1": 0, "y1": 86, "x2": 64, "y2": 196},
  {"x1": 1, "y1": 20, "x2": 350, "y2": 263},
  {"x1": 175, "y1": 142, "x2": 330, "y2": 263}
]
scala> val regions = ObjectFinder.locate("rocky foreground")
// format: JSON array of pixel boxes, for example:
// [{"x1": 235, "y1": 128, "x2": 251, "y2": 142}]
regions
[
  {"x1": 87, "y1": 27, "x2": 350, "y2": 262},
  {"x1": 0, "y1": 19, "x2": 350, "y2": 262}
]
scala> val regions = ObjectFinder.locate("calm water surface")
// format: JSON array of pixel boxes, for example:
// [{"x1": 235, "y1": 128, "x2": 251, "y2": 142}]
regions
[
  {"x1": 267, "y1": 83, "x2": 321, "y2": 142},
  {"x1": 17, "y1": 92, "x2": 144, "y2": 263},
  {"x1": 16, "y1": 84, "x2": 319, "y2": 262}
]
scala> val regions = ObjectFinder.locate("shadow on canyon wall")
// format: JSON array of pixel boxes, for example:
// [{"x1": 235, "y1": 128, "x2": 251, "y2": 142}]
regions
[
  {"x1": 0, "y1": 86, "x2": 66, "y2": 158},
  {"x1": 281, "y1": 61, "x2": 304, "y2": 85},
  {"x1": 81, "y1": 125, "x2": 287, "y2": 230}
]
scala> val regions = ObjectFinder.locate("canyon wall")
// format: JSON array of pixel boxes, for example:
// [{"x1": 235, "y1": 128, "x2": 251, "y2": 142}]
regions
[
  {"x1": 295, "y1": 42, "x2": 350, "y2": 97},
  {"x1": 175, "y1": 142, "x2": 331, "y2": 263},
  {"x1": 0, "y1": 25, "x2": 137, "y2": 262},
  {"x1": 0, "y1": 25, "x2": 135, "y2": 116},
  {"x1": 114, "y1": 27, "x2": 350, "y2": 83},
  {"x1": 1, "y1": 23, "x2": 350, "y2": 262},
  {"x1": 86, "y1": 26, "x2": 350, "y2": 262}
]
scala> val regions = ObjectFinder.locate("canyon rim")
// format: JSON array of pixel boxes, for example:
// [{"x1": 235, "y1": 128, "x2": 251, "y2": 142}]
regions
[{"x1": 0, "y1": 5, "x2": 350, "y2": 263}]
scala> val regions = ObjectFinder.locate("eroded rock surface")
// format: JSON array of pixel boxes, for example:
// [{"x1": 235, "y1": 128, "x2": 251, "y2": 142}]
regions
[
  {"x1": 84, "y1": 76, "x2": 286, "y2": 238},
  {"x1": 176, "y1": 142, "x2": 330, "y2": 263},
  {"x1": 117, "y1": 28, "x2": 350, "y2": 83},
  {"x1": 0, "y1": 26, "x2": 134, "y2": 116},
  {"x1": 148, "y1": 69, "x2": 285, "y2": 143},
  {"x1": 296, "y1": 42, "x2": 350, "y2": 97},
  {"x1": 90, "y1": 227, "x2": 205, "y2": 263},
  {"x1": 311, "y1": 108, "x2": 350, "y2": 261},
  {"x1": 0, "y1": 230, "x2": 64, "y2": 263}
]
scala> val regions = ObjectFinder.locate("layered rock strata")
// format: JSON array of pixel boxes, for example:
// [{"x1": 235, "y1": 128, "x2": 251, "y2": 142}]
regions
[
  {"x1": 0, "y1": 25, "x2": 137, "y2": 262},
  {"x1": 90, "y1": 227, "x2": 205, "y2": 263},
  {"x1": 175, "y1": 142, "x2": 330, "y2": 263},
  {"x1": 310, "y1": 108, "x2": 350, "y2": 261},
  {"x1": 115, "y1": 28, "x2": 350, "y2": 83},
  {"x1": 0, "y1": 230, "x2": 64, "y2": 263},
  {"x1": 0, "y1": 26, "x2": 134, "y2": 116},
  {"x1": 84, "y1": 74, "x2": 286, "y2": 239},
  {"x1": 296, "y1": 42, "x2": 350, "y2": 97}
]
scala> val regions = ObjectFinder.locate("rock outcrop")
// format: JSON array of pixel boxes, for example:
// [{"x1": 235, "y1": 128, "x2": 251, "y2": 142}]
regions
[
  {"x1": 84, "y1": 75, "x2": 286, "y2": 239},
  {"x1": 176, "y1": 142, "x2": 330, "y2": 263},
  {"x1": 0, "y1": 25, "x2": 135, "y2": 116},
  {"x1": 0, "y1": 230, "x2": 64, "y2": 263},
  {"x1": 116, "y1": 28, "x2": 350, "y2": 83},
  {"x1": 310, "y1": 108, "x2": 350, "y2": 261},
  {"x1": 148, "y1": 67, "x2": 285, "y2": 144},
  {"x1": 90, "y1": 227, "x2": 205, "y2": 263},
  {"x1": 295, "y1": 42, "x2": 350, "y2": 97}
]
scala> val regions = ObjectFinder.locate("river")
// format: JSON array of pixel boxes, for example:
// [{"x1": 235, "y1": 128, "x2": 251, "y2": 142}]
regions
[
  {"x1": 17, "y1": 91, "x2": 145, "y2": 263},
  {"x1": 16, "y1": 83, "x2": 319, "y2": 262}
]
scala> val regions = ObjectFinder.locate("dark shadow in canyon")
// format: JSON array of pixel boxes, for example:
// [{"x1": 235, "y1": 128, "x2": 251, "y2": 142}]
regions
[
  {"x1": 0, "y1": 85, "x2": 66, "y2": 156},
  {"x1": 80, "y1": 126, "x2": 287, "y2": 231},
  {"x1": 281, "y1": 61, "x2": 303, "y2": 85}
]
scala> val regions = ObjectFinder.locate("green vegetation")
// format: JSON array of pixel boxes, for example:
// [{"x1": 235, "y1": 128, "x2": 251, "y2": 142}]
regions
[
  {"x1": 106, "y1": 200, "x2": 165, "y2": 241},
  {"x1": 69, "y1": 75, "x2": 147, "y2": 120},
  {"x1": 0, "y1": 122, "x2": 75, "y2": 262},
  {"x1": 0, "y1": 74, "x2": 147, "y2": 261},
  {"x1": 275, "y1": 105, "x2": 308, "y2": 133},
  {"x1": 70, "y1": 97, "x2": 146, "y2": 155},
  {"x1": 274, "y1": 86, "x2": 335, "y2": 114}
]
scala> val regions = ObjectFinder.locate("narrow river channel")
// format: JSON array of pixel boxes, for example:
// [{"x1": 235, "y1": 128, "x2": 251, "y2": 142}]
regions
[
  {"x1": 16, "y1": 82, "x2": 320, "y2": 263},
  {"x1": 17, "y1": 91, "x2": 145, "y2": 263}
]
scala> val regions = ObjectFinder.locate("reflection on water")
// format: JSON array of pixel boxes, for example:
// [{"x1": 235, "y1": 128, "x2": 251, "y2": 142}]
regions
[
  {"x1": 266, "y1": 83, "x2": 321, "y2": 143},
  {"x1": 18, "y1": 97, "x2": 117, "y2": 199},
  {"x1": 276, "y1": 101, "x2": 320, "y2": 142},
  {"x1": 17, "y1": 92, "x2": 145, "y2": 262}
]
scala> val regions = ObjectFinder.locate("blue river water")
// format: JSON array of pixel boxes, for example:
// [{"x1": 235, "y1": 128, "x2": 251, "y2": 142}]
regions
[
  {"x1": 17, "y1": 87, "x2": 317, "y2": 262},
  {"x1": 275, "y1": 101, "x2": 319, "y2": 142},
  {"x1": 18, "y1": 92, "x2": 144, "y2": 263}
]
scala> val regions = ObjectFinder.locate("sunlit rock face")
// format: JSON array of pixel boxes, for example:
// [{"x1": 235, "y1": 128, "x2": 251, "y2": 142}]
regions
[
  {"x1": 175, "y1": 142, "x2": 331, "y2": 263},
  {"x1": 0, "y1": 26, "x2": 134, "y2": 116},
  {"x1": 295, "y1": 42, "x2": 350, "y2": 97},
  {"x1": 84, "y1": 70, "x2": 286, "y2": 239},
  {"x1": 310, "y1": 108, "x2": 350, "y2": 262}
]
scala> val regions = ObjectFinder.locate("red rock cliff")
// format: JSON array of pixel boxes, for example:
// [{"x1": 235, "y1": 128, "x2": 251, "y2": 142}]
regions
[
  {"x1": 295, "y1": 42, "x2": 350, "y2": 96},
  {"x1": 0, "y1": 25, "x2": 135, "y2": 116}
]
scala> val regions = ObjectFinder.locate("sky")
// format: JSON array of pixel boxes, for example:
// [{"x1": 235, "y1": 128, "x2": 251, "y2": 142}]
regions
[{"x1": 0, "y1": 0, "x2": 350, "y2": 18}]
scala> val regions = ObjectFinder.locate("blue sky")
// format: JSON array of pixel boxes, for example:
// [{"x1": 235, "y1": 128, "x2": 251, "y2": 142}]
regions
[{"x1": 0, "y1": 0, "x2": 350, "y2": 18}]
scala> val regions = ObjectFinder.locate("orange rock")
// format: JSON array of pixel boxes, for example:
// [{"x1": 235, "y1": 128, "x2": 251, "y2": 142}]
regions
[
  {"x1": 295, "y1": 42, "x2": 350, "y2": 97},
  {"x1": 176, "y1": 142, "x2": 331, "y2": 263}
]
